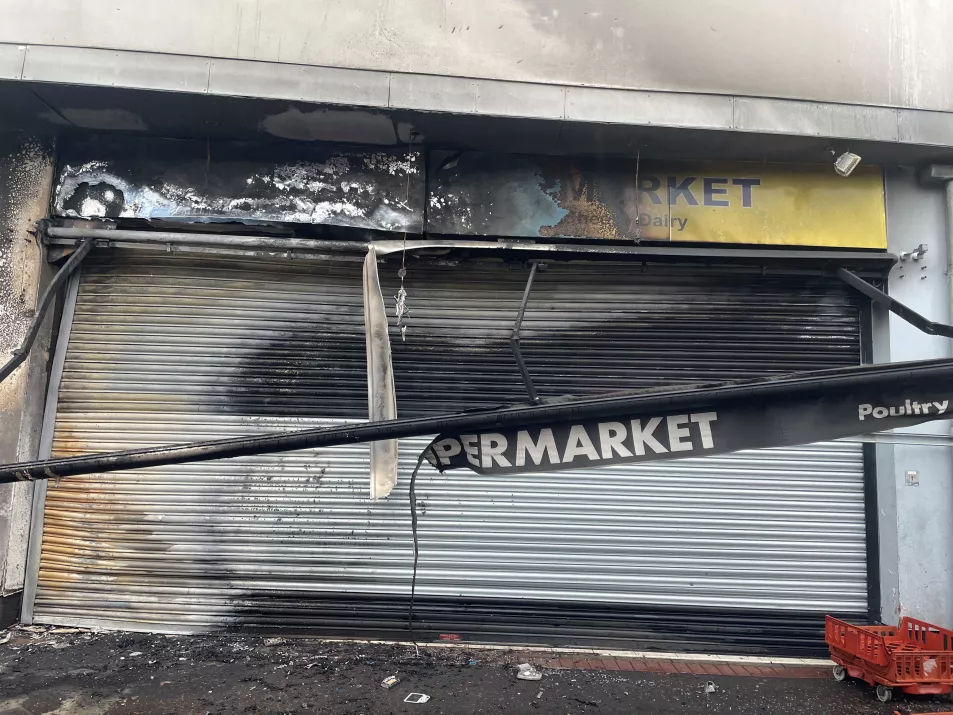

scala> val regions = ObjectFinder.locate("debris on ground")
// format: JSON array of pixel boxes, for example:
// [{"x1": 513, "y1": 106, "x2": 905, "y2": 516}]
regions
[
  {"x1": 381, "y1": 674, "x2": 400, "y2": 688},
  {"x1": 573, "y1": 697, "x2": 600, "y2": 707},
  {"x1": 516, "y1": 663, "x2": 543, "y2": 681},
  {"x1": 404, "y1": 692, "x2": 431, "y2": 703},
  {"x1": 1, "y1": 631, "x2": 951, "y2": 715},
  {"x1": 705, "y1": 680, "x2": 718, "y2": 693}
]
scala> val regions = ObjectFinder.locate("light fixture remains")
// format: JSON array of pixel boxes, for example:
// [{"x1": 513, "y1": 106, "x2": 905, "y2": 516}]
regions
[{"x1": 834, "y1": 151, "x2": 862, "y2": 177}]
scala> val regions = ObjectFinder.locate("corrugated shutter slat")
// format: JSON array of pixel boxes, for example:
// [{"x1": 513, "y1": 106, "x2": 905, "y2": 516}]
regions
[{"x1": 33, "y1": 250, "x2": 866, "y2": 650}]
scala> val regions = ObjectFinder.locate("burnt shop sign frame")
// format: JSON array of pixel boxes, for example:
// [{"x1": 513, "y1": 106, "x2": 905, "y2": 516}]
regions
[{"x1": 427, "y1": 153, "x2": 887, "y2": 249}]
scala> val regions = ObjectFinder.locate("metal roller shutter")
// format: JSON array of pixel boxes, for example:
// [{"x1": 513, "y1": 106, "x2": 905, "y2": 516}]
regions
[{"x1": 31, "y1": 248, "x2": 867, "y2": 654}]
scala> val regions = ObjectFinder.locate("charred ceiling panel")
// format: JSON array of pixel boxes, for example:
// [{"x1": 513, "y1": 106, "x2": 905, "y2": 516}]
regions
[{"x1": 53, "y1": 136, "x2": 423, "y2": 232}]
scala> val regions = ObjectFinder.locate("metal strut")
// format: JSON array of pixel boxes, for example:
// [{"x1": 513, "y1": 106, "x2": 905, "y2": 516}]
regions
[
  {"x1": 836, "y1": 267, "x2": 953, "y2": 338},
  {"x1": 511, "y1": 262, "x2": 540, "y2": 403},
  {"x1": 0, "y1": 238, "x2": 93, "y2": 384}
]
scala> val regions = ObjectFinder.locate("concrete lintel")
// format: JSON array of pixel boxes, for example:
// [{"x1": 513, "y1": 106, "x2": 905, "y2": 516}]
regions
[
  {"x1": 899, "y1": 109, "x2": 953, "y2": 147},
  {"x1": 208, "y1": 58, "x2": 390, "y2": 107},
  {"x1": 734, "y1": 97, "x2": 900, "y2": 143},
  {"x1": 389, "y1": 73, "x2": 479, "y2": 114},
  {"x1": 22, "y1": 45, "x2": 211, "y2": 94},
  {"x1": 9, "y1": 42, "x2": 953, "y2": 149},
  {"x1": 566, "y1": 87, "x2": 733, "y2": 130},
  {"x1": 474, "y1": 79, "x2": 565, "y2": 121},
  {"x1": 390, "y1": 74, "x2": 567, "y2": 121}
]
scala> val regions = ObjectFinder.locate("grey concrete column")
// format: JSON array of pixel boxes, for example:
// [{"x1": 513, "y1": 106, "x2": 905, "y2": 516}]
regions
[
  {"x1": 0, "y1": 132, "x2": 54, "y2": 627},
  {"x1": 881, "y1": 167, "x2": 953, "y2": 629}
]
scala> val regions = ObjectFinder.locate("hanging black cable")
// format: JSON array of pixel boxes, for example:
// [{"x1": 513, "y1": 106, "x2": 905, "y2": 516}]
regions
[
  {"x1": 4, "y1": 356, "x2": 953, "y2": 483},
  {"x1": 407, "y1": 453, "x2": 426, "y2": 653},
  {"x1": 0, "y1": 238, "x2": 93, "y2": 384}
]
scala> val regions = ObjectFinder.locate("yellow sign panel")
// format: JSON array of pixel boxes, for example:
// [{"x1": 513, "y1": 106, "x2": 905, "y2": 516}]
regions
[{"x1": 631, "y1": 163, "x2": 886, "y2": 249}]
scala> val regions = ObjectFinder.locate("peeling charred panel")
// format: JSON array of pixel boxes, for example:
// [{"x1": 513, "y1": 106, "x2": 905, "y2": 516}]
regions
[
  {"x1": 427, "y1": 152, "x2": 640, "y2": 239},
  {"x1": 53, "y1": 136, "x2": 423, "y2": 232}
]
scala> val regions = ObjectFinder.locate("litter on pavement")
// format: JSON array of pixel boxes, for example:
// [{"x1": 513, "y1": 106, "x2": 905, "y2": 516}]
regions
[
  {"x1": 404, "y1": 693, "x2": 431, "y2": 703},
  {"x1": 381, "y1": 675, "x2": 400, "y2": 688},
  {"x1": 516, "y1": 663, "x2": 542, "y2": 681}
]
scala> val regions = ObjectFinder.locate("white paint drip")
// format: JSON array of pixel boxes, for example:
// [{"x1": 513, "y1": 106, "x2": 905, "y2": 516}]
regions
[
  {"x1": 364, "y1": 152, "x2": 419, "y2": 175},
  {"x1": 78, "y1": 198, "x2": 106, "y2": 217}
]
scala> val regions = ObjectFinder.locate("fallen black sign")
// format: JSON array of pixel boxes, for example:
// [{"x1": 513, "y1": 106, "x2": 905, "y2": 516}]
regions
[
  {"x1": 424, "y1": 373, "x2": 953, "y2": 475},
  {"x1": 2, "y1": 358, "x2": 953, "y2": 484}
]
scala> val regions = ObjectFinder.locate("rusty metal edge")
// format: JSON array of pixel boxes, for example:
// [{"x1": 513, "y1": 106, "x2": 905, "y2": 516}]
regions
[{"x1": 21, "y1": 266, "x2": 82, "y2": 624}]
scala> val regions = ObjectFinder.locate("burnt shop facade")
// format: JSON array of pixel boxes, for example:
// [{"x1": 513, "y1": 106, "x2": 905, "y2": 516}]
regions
[{"x1": 23, "y1": 138, "x2": 889, "y2": 655}]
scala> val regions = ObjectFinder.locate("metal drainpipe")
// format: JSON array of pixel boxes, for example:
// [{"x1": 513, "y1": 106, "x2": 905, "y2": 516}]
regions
[
  {"x1": 936, "y1": 174, "x2": 953, "y2": 446},
  {"x1": 916, "y1": 166, "x2": 953, "y2": 446},
  {"x1": 918, "y1": 164, "x2": 953, "y2": 336},
  {"x1": 946, "y1": 180, "x2": 953, "y2": 331}
]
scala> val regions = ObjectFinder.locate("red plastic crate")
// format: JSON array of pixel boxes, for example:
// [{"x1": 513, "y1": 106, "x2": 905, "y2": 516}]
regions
[{"x1": 826, "y1": 615, "x2": 953, "y2": 702}]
